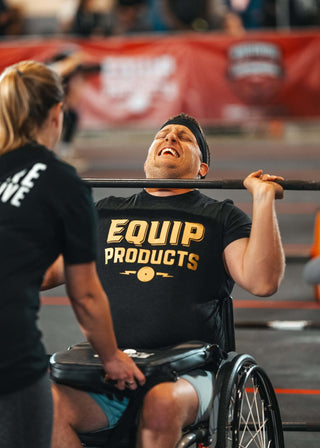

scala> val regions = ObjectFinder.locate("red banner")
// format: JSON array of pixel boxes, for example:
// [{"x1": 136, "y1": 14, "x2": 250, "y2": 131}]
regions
[{"x1": 0, "y1": 32, "x2": 319, "y2": 129}]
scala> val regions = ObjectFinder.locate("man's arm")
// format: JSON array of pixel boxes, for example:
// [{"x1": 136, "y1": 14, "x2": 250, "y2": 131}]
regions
[
  {"x1": 223, "y1": 170, "x2": 285, "y2": 297},
  {"x1": 41, "y1": 255, "x2": 65, "y2": 290}
]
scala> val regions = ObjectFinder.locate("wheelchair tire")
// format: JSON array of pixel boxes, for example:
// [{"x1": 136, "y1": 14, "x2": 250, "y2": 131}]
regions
[{"x1": 217, "y1": 354, "x2": 284, "y2": 448}]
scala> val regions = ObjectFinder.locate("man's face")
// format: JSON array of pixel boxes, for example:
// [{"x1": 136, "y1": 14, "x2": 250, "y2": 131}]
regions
[{"x1": 144, "y1": 124, "x2": 208, "y2": 179}]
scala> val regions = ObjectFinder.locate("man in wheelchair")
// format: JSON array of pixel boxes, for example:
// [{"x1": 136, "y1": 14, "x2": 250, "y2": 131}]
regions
[{"x1": 43, "y1": 113, "x2": 285, "y2": 448}]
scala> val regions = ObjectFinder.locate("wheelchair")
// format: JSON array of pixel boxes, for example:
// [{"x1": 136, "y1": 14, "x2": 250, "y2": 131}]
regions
[{"x1": 50, "y1": 297, "x2": 284, "y2": 448}]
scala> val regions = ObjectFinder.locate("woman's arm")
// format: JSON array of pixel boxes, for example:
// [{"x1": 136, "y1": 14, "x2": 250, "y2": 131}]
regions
[
  {"x1": 64, "y1": 261, "x2": 145, "y2": 390},
  {"x1": 42, "y1": 256, "x2": 145, "y2": 389},
  {"x1": 41, "y1": 255, "x2": 65, "y2": 290}
]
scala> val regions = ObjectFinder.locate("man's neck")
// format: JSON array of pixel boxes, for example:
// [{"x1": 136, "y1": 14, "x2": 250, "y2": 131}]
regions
[{"x1": 144, "y1": 188, "x2": 194, "y2": 197}]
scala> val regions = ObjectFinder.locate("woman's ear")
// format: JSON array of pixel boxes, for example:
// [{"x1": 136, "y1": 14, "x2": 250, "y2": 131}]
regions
[{"x1": 49, "y1": 102, "x2": 63, "y2": 127}]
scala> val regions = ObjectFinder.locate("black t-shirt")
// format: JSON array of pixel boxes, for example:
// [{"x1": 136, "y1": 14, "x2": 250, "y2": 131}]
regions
[
  {"x1": 95, "y1": 189, "x2": 251, "y2": 350},
  {"x1": 0, "y1": 142, "x2": 97, "y2": 394}
]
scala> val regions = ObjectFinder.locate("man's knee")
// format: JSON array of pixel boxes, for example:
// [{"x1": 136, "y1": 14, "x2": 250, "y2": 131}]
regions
[
  {"x1": 140, "y1": 381, "x2": 197, "y2": 431},
  {"x1": 141, "y1": 384, "x2": 181, "y2": 430}
]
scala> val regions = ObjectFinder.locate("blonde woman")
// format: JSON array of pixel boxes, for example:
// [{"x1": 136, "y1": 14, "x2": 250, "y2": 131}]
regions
[{"x1": 0, "y1": 60, "x2": 144, "y2": 448}]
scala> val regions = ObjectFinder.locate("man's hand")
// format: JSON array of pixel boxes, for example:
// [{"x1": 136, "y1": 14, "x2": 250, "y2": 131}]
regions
[
  {"x1": 103, "y1": 349, "x2": 146, "y2": 391},
  {"x1": 243, "y1": 169, "x2": 284, "y2": 200}
]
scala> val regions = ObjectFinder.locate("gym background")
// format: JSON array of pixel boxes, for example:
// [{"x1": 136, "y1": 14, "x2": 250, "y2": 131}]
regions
[{"x1": 1, "y1": 1, "x2": 320, "y2": 447}]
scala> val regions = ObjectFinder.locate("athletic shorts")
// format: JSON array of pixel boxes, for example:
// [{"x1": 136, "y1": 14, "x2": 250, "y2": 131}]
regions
[{"x1": 88, "y1": 369, "x2": 215, "y2": 430}]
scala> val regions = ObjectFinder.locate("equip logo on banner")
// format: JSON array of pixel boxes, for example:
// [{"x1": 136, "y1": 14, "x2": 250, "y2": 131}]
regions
[
  {"x1": 227, "y1": 41, "x2": 284, "y2": 105},
  {"x1": 101, "y1": 55, "x2": 178, "y2": 114}
]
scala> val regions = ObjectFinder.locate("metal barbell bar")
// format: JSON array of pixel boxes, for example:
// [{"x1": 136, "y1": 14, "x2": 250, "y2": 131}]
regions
[{"x1": 83, "y1": 178, "x2": 320, "y2": 190}]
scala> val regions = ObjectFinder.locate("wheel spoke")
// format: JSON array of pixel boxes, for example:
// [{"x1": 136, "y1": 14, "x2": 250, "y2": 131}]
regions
[
  {"x1": 252, "y1": 380, "x2": 263, "y2": 447},
  {"x1": 239, "y1": 415, "x2": 268, "y2": 448},
  {"x1": 242, "y1": 388, "x2": 260, "y2": 446},
  {"x1": 238, "y1": 376, "x2": 270, "y2": 448},
  {"x1": 262, "y1": 398, "x2": 266, "y2": 448}
]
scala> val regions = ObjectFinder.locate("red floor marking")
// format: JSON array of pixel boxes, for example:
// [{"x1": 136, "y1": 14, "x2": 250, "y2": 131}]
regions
[
  {"x1": 275, "y1": 389, "x2": 320, "y2": 395},
  {"x1": 246, "y1": 387, "x2": 320, "y2": 395},
  {"x1": 41, "y1": 297, "x2": 320, "y2": 309}
]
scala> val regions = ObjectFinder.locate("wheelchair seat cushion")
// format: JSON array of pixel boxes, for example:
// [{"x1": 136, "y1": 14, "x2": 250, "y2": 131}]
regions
[{"x1": 49, "y1": 340, "x2": 225, "y2": 395}]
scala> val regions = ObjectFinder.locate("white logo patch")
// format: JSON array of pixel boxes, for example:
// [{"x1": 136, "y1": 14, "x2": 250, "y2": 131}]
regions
[{"x1": 0, "y1": 163, "x2": 47, "y2": 207}]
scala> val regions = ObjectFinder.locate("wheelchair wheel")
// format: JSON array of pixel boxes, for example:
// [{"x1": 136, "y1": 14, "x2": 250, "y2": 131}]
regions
[{"x1": 217, "y1": 355, "x2": 284, "y2": 448}]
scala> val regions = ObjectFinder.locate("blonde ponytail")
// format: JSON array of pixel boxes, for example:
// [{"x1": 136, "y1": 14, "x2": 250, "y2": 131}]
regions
[{"x1": 0, "y1": 60, "x2": 64, "y2": 155}]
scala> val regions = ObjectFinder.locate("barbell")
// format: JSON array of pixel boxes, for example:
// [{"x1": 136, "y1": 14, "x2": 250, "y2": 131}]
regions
[{"x1": 83, "y1": 178, "x2": 320, "y2": 190}]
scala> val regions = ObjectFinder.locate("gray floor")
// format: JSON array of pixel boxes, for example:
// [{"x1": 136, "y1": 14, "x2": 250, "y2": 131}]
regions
[{"x1": 41, "y1": 126, "x2": 320, "y2": 446}]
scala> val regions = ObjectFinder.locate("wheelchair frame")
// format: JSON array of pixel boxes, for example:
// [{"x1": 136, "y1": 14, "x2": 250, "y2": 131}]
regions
[{"x1": 69, "y1": 297, "x2": 284, "y2": 448}]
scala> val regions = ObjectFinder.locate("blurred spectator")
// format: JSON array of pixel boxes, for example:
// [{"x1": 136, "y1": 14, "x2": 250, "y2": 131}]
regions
[
  {"x1": 146, "y1": 0, "x2": 171, "y2": 31},
  {"x1": 150, "y1": 0, "x2": 246, "y2": 34},
  {"x1": 208, "y1": 0, "x2": 246, "y2": 34},
  {"x1": 111, "y1": 0, "x2": 151, "y2": 35},
  {"x1": 58, "y1": 0, "x2": 151, "y2": 36},
  {"x1": 57, "y1": 0, "x2": 79, "y2": 34},
  {"x1": 164, "y1": 0, "x2": 211, "y2": 31},
  {"x1": 289, "y1": 0, "x2": 320, "y2": 28},
  {"x1": 208, "y1": 0, "x2": 275, "y2": 33},
  {"x1": 58, "y1": 0, "x2": 115, "y2": 36},
  {"x1": 210, "y1": 0, "x2": 319, "y2": 32},
  {"x1": 0, "y1": 0, "x2": 24, "y2": 36},
  {"x1": 223, "y1": 0, "x2": 266, "y2": 29},
  {"x1": 48, "y1": 50, "x2": 96, "y2": 172},
  {"x1": 146, "y1": 0, "x2": 247, "y2": 34}
]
